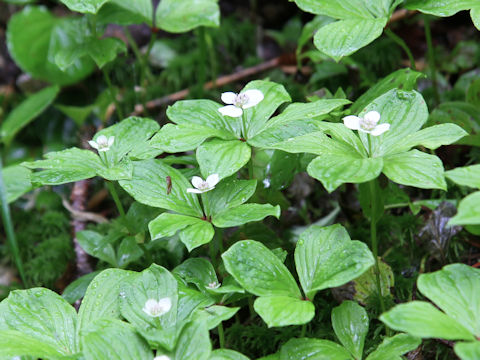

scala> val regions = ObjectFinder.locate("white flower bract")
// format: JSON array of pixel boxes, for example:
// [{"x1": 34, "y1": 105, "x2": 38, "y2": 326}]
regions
[
  {"x1": 343, "y1": 111, "x2": 390, "y2": 136},
  {"x1": 88, "y1": 135, "x2": 115, "y2": 152},
  {"x1": 206, "y1": 281, "x2": 221, "y2": 289},
  {"x1": 153, "y1": 356, "x2": 171, "y2": 360},
  {"x1": 218, "y1": 89, "x2": 264, "y2": 117},
  {"x1": 142, "y1": 297, "x2": 172, "y2": 317},
  {"x1": 187, "y1": 174, "x2": 220, "y2": 194}
]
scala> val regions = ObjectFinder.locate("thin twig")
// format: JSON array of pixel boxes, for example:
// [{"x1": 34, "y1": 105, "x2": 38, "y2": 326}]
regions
[
  {"x1": 131, "y1": 56, "x2": 284, "y2": 115},
  {"x1": 70, "y1": 180, "x2": 93, "y2": 277}
]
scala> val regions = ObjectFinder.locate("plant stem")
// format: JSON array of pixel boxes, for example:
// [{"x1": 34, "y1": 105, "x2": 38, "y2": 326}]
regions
[
  {"x1": 300, "y1": 324, "x2": 306, "y2": 337},
  {"x1": 423, "y1": 16, "x2": 440, "y2": 106},
  {"x1": 368, "y1": 180, "x2": 386, "y2": 315},
  {"x1": 0, "y1": 154, "x2": 27, "y2": 287},
  {"x1": 102, "y1": 68, "x2": 124, "y2": 120},
  {"x1": 241, "y1": 112, "x2": 249, "y2": 140},
  {"x1": 218, "y1": 322, "x2": 225, "y2": 348},
  {"x1": 196, "y1": 27, "x2": 207, "y2": 95},
  {"x1": 106, "y1": 181, "x2": 126, "y2": 220},
  {"x1": 201, "y1": 192, "x2": 210, "y2": 217},
  {"x1": 385, "y1": 28, "x2": 416, "y2": 70}
]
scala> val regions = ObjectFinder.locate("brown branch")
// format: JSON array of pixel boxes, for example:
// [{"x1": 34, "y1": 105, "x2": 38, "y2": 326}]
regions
[
  {"x1": 388, "y1": 9, "x2": 418, "y2": 26},
  {"x1": 132, "y1": 56, "x2": 289, "y2": 115},
  {"x1": 70, "y1": 179, "x2": 93, "y2": 278}
]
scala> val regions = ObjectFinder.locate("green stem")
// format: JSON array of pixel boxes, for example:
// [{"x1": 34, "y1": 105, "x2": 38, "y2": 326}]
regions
[
  {"x1": 218, "y1": 322, "x2": 225, "y2": 348},
  {"x1": 0, "y1": 154, "x2": 27, "y2": 287},
  {"x1": 139, "y1": 243, "x2": 153, "y2": 265},
  {"x1": 424, "y1": 16, "x2": 440, "y2": 106},
  {"x1": 204, "y1": 30, "x2": 217, "y2": 83},
  {"x1": 385, "y1": 28, "x2": 416, "y2": 70},
  {"x1": 300, "y1": 324, "x2": 306, "y2": 337},
  {"x1": 106, "y1": 181, "x2": 126, "y2": 220},
  {"x1": 102, "y1": 69, "x2": 124, "y2": 120},
  {"x1": 368, "y1": 180, "x2": 386, "y2": 316},
  {"x1": 196, "y1": 27, "x2": 207, "y2": 94},
  {"x1": 241, "y1": 112, "x2": 249, "y2": 140},
  {"x1": 201, "y1": 192, "x2": 210, "y2": 217}
]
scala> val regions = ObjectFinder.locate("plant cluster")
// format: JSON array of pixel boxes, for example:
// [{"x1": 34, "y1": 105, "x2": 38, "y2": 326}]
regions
[{"x1": 0, "y1": 0, "x2": 480, "y2": 360}]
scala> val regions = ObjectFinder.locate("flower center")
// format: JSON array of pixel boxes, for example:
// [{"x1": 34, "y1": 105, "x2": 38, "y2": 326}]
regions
[
  {"x1": 359, "y1": 117, "x2": 378, "y2": 131},
  {"x1": 234, "y1": 93, "x2": 249, "y2": 108},
  {"x1": 198, "y1": 181, "x2": 210, "y2": 190},
  {"x1": 150, "y1": 303, "x2": 166, "y2": 316}
]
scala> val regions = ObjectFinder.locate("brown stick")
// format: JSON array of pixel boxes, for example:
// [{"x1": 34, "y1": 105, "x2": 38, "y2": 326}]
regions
[
  {"x1": 132, "y1": 56, "x2": 283, "y2": 115},
  {"x1": 70, "y1": 179, "x2": 92, "y2": 277},
  {"x1": 388, "y1": 9, "x2": 418, "y2": 26}
]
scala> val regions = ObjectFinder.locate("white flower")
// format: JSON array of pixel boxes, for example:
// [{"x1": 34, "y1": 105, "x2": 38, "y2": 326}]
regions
[
  {"x1": 218, "y1": 89, "x2": 264, "y2": 117},
  {"x1": 154, "y1": 356, "x2": 170, "y2": 360},
  {"x1": 343, "y1": 111, "x2": 390, "y2": 136},
  {"x1": 187, "y1": 174, "x2": 220, "y2": 194},
  {"x1": 88, "y1": 135, "x2": 115, "y2": 152},
  {"x1": 142, "y1": 298, "x2": 172, "y2": 317},
  {"x1": 206, "y1": 281, "x2": 221, "y2": 289}
]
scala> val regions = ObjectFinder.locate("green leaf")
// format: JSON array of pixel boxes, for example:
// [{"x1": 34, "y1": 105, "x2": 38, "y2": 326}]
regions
[
  {"x1": 254, "y1": 296, "x2": 315, "y2": 327},
  {"x1": 359, "y1": 89, "x2": 429, "y2": 157},
  {"x1": 207, "y1": 178, "x2": 256, "y2": 216},
  {"x1": 77, "y1": 230, "x2": 117, "y2": 266},
  {"x1": 222, "y1": 240, "x2": 301, "y2": 298},
  {"x1": 77, "y1": 268, "x2": 136, "y2": 333},
  {"x1": 382, "y1": 150, "x2": 447, "y2": 190},
  {"x1": 174, "y1": 258, "x2": 219, "y2": 292},
  {"x1": 352, "y1": 259, "x2": 394, "y2": 304},
  {"x1": 314, "y1": 122, "x2": 367, "y2": 156},
  {"x1": 210, "y1": 349, "x2": 250, "y2": 360},
  {"x1": 280, "y1": 338, "x2": 353, "y2": 360},
  {"x1": 2, "y1": 165, "x2": 33, "y2": 203},
  {"x1": 212, "y1": 203, "x2": 280, "y2": 228},
  {"x1": 365, "y1": 334, "x2": 421, "y2": 360},
  {"x1": 56, "y1": 37, "x2": 126, "y2": 70},
  {"x1": 446, "y1": 165, "x2": 480, "y2": 188},
  {"x1": 117, "y1": 236, "x2": 143, "y2": 268},
  {"x1": 194, "y1": 305, "x2": 239, "y2": 329},
  {"x1": 472, "y1": 8, "x2": 480, "y2": 31},
  {"x1": 0, "y1": 330, "x2": 69, "y2": 359},
  {"x1": 156, "y1": 0, "x2": 220, "y2": 33},
  {"x1": 295, "y1": 224, "x2": 374, "y2": 299},
  {"x1": 22, "y1": 148, "x2": 127, "y2": 185},
  {"x1": 313, "y1": 18, "x2": 387, "y2": 61},
  {"x1": 331, "y1": 301, "x2": 368, "y2": 359},
  {"x1": 166, "y1": 99, "x2": 239, "y2": 136},
  {"x1": 197, "y1": 139, "x2": 251, "y2": 180},
  {"x1": 176, "y1": 283, "x2": 215, "y2": 323},
  {"x1": 351, "y1": 69, "x2": 423, "y2": 113},
  {"x1": 406, "y1": 0, "x2": 478, "y2": 16},
  {"x1": 387, "y1": 124, "x2": 468, "y2": 154},
  {"x1": 241, "y1": 80, "x2": 291, "y2": 138},
  {"x1": 149, "y1": 213, "x2": 200, "y2": 240},
  {"x1": 455, "y1": 341, "x2": 480, "y2": 360},
  {"x1": 119, "y1": 264, "x2": 178, "y2": 349},
  {"x1": 248, "y1": 99, "x2": 351, "y2": 148},
  {"x1": 151, "y1": 123, "x2": 234, "y2": 153},
  {"x1": 179, "y1": 220, "x2": 215, "y2": 251},
  {"x1": 81, "y1": 319, "x2": 152, "y2": 360},
  {"x1": 97, "y1": 0, "x2": 153, "y2": 26},
  {"x1": 449, "y1": 191, "x2": 480, "y2": 225},
  {"x1": 119, "y1": 159, "x2": 203, "y2": 217},
  {"x1": 59, "y1": 0, "x2": 109, "y2": 14},
  {"x1": 6, "y1": 7, "x2": 94, "y2": 85},
  {"x1": 380, "y1": 301, "x2": 475, "y2": 341},
  {"x1": 1, "y1": 86, "x2": 59, "y2": 145},
  {"x1": 307, "y1": 152, "x2": 383, "y2": 193},
  {"x1": 0, "y1": 288, "x2": 77, "y2": 355},
  {"x1": 417, "y1": 263, "x2": 480, "y2": 337},
  {"x1": 62, "y1": 270, "x2": 101, "y2": 304},
  {"x1": 173, "y1": 320, "x2": 212, "y2": 360},
  {"x1": 292, "y1": 0, "x2": 391, "y2": 18},
  {"x1": 94, "y1": 116, "x2": 161, "y2": 162}
]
